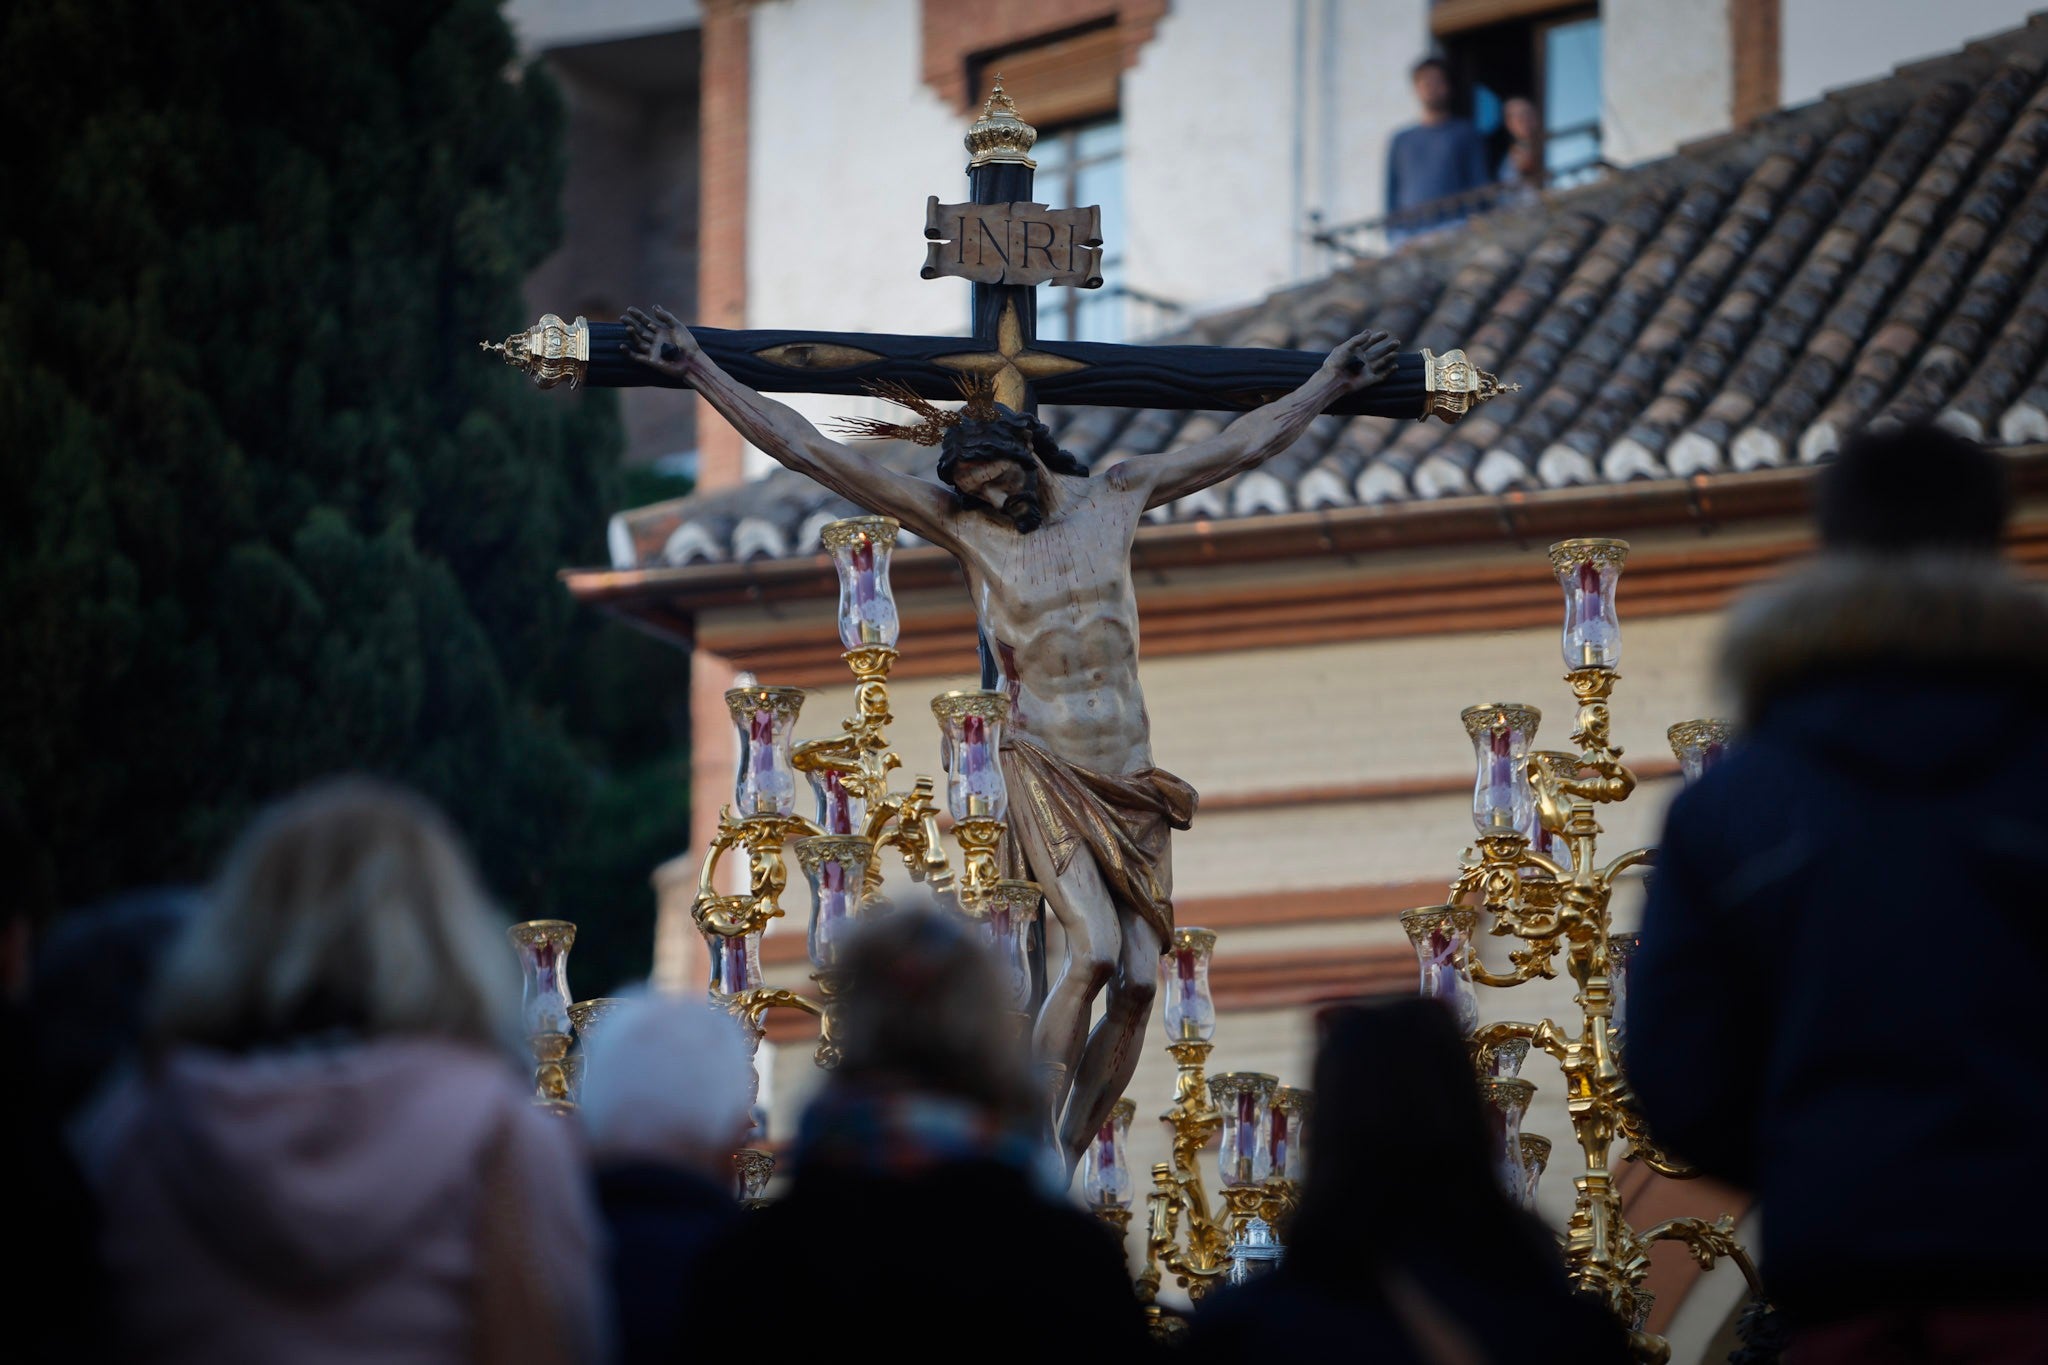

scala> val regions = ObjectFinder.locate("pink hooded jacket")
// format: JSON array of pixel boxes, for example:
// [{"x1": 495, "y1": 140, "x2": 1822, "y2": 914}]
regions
[{"x1": 85, "y1": 1039, "x2": 604, "y2": 1364}]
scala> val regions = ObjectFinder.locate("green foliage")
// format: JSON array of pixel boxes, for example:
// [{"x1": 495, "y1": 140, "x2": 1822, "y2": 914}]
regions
[{"x1": 0, "y1": 0, "x2": 683, "y2": 986}]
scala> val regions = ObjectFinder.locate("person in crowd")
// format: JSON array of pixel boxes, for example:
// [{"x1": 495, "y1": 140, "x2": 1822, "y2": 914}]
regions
[
  {"x1": 1385, "y1": 56, "x2": 1494, "y2": 240},
  {"x1": 677, "y1": 905, "x2": 1154, "y2": 1356},
  {"x1": 34, "y1": 887, "x2": 199, "y2": 1122},
  {"x1": 1630, "y1": 426, "x2": 2048, "y2": 1363},
  {"x1": 81, "y1": 777, "x2": 605, "y2": 1364},
  {"x1": 1497, "y1": 95, "x2": 1545, "y2": 188},
  {"x1": 578, "y1": 991, "x2": 754, "y2": 1365},
  {"x1": 1186, "y1": 997, "x2": 1628, "y2": 1364},
  {"x1": 4, "y1": 802, "x2": 124, "y2": 1364}
]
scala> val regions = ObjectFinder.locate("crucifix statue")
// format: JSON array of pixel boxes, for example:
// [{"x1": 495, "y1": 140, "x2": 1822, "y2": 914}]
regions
[{"x1": 491, "y1": 81, "x2": 1510, "y2": 1170}]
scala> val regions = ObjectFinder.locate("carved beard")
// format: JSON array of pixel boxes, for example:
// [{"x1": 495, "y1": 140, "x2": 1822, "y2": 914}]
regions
[
  {"x1": 1003, "y1": 488, "x2": 1045, "y2": 533},
  {"x1": 945, "y1": 456, "x2": 1047, "y2": 533}
]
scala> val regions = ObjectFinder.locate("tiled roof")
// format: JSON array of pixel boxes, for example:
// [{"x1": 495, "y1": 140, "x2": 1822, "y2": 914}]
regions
[{"x1": 611, "y1": 19, "x2": 2048, "y2": 570}]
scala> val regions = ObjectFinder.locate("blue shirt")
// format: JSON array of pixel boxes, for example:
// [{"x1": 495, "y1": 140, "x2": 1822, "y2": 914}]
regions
[{"x1": 1385, "y1": 119, "x2": 1494, "y2": 221}]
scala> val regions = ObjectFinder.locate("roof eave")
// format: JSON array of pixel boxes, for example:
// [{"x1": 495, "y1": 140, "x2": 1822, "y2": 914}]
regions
[{"x1": 565, "y1": 450, "x2": 2048, "y2": 646}]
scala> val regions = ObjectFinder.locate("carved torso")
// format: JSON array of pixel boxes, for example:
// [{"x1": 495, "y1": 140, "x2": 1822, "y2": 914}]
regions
[{"x1": 949, "y1": 474, "x2": 1152, "y2": 777}]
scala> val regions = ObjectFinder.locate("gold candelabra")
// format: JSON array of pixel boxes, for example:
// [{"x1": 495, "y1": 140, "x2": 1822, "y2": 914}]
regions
[
  {"x1": 1402, "y1": 537, "x2": 1760, "y2": 1362},
  {"x1": 685, "y1": 515, "x2": 1043, "y2": 1184},
  {"x1": 502, "y1": 517, "x2": 1042, "y2": 1202},
  {"x1": 1072, "y1": 926, "x2": 1308, "y2": 1328}
]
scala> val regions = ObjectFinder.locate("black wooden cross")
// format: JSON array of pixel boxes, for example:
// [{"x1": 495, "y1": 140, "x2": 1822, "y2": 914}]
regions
[{"x1": 486, "y1": 82, "x2": 1508, "y2": 425}]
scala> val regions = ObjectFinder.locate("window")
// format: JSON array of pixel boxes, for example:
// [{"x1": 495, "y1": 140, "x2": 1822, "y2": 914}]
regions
[
  {"x1": 1540, "y1": 14, "x2": 1602, "y2": 185},
  {"x1": 1030, "y1": 117, "x2": 1126, "y2": 344},
  {"x1": 1440, "y1": 3, "x2": 1604, "y2": 188}
]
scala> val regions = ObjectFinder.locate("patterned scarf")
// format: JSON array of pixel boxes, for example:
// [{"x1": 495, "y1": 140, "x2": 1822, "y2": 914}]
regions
[{"x1": 793, "y1": 1084, "x2": 1064, "y2": 1197}]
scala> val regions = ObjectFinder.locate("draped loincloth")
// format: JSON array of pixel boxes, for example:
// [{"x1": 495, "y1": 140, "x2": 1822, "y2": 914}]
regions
[{"x1": 998, "y1": 736, "x2": 1198, "y2": 943}]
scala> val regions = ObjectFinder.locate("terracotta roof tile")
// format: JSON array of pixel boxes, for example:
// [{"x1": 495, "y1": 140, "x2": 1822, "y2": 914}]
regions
[{"x1": 610, "y1": 19, "x2": 2048, "y2": 567}]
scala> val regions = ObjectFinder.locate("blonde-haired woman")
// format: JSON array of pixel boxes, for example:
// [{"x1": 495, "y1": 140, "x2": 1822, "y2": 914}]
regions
[{"x1": 84, "y1": 778, "x2": 603, "y2": 1364}]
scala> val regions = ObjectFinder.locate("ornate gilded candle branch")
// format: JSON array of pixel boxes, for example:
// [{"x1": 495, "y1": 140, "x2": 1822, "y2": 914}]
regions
[
  {"x1": 666, "y1": 516, "x2": 1045, "y2": 1190},
  {"x1": 1097, "y1": 926, "x2": 1308, "y2": 1325},
  {"x1": 1402, "y1": 538, "x2": 1759, "y2": 1360}
]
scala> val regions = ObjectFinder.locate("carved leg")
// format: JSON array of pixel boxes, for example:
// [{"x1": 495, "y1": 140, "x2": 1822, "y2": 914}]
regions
[
  {"x1": 1013, "y1": 809, "x2": 1120, "y2": 1146},
  {"x1": 1060, "y1": 912, "x2": 1162, "y2": 1171}
]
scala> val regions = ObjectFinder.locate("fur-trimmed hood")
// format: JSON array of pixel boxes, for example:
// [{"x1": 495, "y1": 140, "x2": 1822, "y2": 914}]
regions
[{"x1": 1720, "y1": 554, "x2": 2048, "y2": 728}]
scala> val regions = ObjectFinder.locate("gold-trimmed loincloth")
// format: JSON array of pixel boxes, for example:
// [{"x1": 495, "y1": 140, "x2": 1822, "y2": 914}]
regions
[{"x1": 998, "y1": 736, "x2": 1198, "y2": 944}]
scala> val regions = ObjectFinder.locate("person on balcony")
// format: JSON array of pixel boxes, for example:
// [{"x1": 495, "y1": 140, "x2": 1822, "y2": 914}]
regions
[
  {"x1": 1630, "y1": 426, "x2": 2048, "y2": 1363},
  {"x1": 1385, "y1": 57, "x2": 1495, "y2": 242}
]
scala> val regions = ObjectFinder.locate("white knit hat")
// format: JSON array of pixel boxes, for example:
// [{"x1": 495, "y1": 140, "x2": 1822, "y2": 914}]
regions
[{"x1": 578, "y1": 989, "x2": 756, "y2": 1162}]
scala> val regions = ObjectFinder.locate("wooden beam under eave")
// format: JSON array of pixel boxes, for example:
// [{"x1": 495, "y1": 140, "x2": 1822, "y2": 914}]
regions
[
  {"x1": 562, "y1": 451, "x2": 2048, "y2": 653},
  {"x1": 1430, "y1": 0, "x2": 1589, "y2": 38}
]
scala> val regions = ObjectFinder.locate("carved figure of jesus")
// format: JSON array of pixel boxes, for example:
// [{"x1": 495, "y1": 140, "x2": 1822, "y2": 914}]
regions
[{"x1": 623, "y1": 305, "x2": 1400, "y2": 1169}]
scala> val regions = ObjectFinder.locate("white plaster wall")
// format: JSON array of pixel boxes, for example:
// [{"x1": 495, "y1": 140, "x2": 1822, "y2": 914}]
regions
[
  {"x1": 1781, "y1": 0, "x2": 2041, "y2": 107},
  {"x1": 1601, "y1": 0, "x2": 1733, "y2": 165},
  {"x1": 770, "y1": 610, "x2": 1716, "y2": 906},
  {"x1": 1124, "y1": 0, "x2": 1424, "y2": 314},
  {"x1": 745, "y1": 0, "x2": 970, "y2": 476}
]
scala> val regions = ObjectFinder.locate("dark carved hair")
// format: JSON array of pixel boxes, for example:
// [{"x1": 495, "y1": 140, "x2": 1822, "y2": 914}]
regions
[
  {"x1": 1818, "y1": 424, "x2": 2010, "y2": 555},
  {"x1": 934, "y1": 405, "x2": 1088, "y2": 531},
  {"x1": 935, "y1": 405, "x2": 1087, "y2": 483}
]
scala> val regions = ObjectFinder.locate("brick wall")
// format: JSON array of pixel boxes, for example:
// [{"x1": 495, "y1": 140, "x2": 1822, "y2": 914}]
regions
[
  {"x1": 1730, "y1": 0, "x2": 1782, "y2": 126},
  {"x1": 919, "y1": 0, "x2": 1170, "y2": 112},
  {"x1": 697, "y1": 0, "x2": 752, "y2": 490}
]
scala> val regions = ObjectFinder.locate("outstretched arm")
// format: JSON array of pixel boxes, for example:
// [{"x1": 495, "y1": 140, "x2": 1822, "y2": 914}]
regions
[
  {"x1": 623, "y1": 306, "x2": 958, "y2": 546},
  {"x1": 1109, "y1": 328, "x2": 1399, "y2": 510}
]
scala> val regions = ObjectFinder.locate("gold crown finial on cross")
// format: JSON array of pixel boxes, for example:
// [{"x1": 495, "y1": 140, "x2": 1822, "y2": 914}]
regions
[{"x1": 966, "y1": 72, "x2": 1037, "y2": 169}]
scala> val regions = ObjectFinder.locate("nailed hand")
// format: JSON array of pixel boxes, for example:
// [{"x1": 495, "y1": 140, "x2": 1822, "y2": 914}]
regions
[
  {"x1": 1325, "y1": 328, "x2": 1400, "y2": 392},
  {"x1": 622, "y1": 305, "x2": 702, "y2": 375}
]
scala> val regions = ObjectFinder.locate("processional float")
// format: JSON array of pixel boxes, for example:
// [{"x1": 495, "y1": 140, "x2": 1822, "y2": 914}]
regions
[{"x1": 488, "y1": 79, "x2": 1761, "y2": 1361}]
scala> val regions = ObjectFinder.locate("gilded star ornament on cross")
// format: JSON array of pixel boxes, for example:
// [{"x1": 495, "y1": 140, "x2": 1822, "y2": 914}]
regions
[{"x1": 931, "y1": 299, "x2": 1086, "y2": 410}]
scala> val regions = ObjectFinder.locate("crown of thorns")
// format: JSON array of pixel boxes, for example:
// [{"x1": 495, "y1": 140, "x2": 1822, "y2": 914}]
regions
[{"x1": 827, "y1": 374, "x2": 1002, "y2": 446}]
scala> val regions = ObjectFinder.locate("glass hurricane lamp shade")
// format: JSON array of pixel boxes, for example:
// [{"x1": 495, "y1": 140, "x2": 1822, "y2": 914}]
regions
[
  {"x1": 1518, "y1": 1134, "x2": 1552, "y2": 1211},
  {"x1": 1609, "y1": 930, "x2": 1643, "y2": 1051},
  {"x1": 1210, "y1": 1072, "x2": 1279, "y2": 1188},
  {"x1": 1481, "y1": 1077, "x2": 1537, "y2": 1202},
  {"x1": 733, "y1": 1148, "x2": 775, "y2": 1204},
  {"x1": 1668, "y1": 719, "x2": 1733, "y2": 784},
  {"x1": 1080, "y1": 1098, "x2": 1137, "y2": 1210},
  {"x1": 1462, "y1": 704, "x2": 1540, "y2": 836},
  {"x1": 567, "y1": 997, "x2": 624, "y2": 1063},
  {"x1": 971, "y1": 879, "x2": 1042, "y2": 1011},
  {"x1": 1480, "y1": 1036, "x2": 1530, "y2": 1080},
  {"x1": 821, "y1": 516, "x2": 902, "y2": 650},
  {"x1": 564, "y1": 998, "x2": 622, "y2": 1101},
  {"x1": 931, "y1": 690, "x2": 1010, "y2": 821},
  {"x1": 1269, "y1": 1086, "x2": 1310, "y2": 1185},
  {"x1": 1549, "y1": 538, "x2": 1628, "y2": 669},
  {"x1": 1399, "y1": 906, "x2": 1481, "y2": 1035},
  {"x1": 1225, "y1": 1216, "x2": 1284, "y2": 1286},
  {"x1": 1162, "y1": 927, "x2": 1218, "y2": 1043},
  {"x1": 508, "y1": 920, "x2": 576, "y2": 1039},
  {"x1": 795, "y1": 835, "x2": 874, "y2": 971},
  {"x1": 807, "y1": 766, "x2": 868, "y2": 836},
  {"x1": 708, "y1": 928, "x2": 765, "y2": 1001},
  {"x1": 728, "y1": 684, "x2": 805, "y2": 818}
]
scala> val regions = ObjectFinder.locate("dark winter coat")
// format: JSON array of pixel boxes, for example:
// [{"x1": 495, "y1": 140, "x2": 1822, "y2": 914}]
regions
[
  {"x1": 594, "y1": 1163, "x2": 735, "y2": 1365},
  {"x1": 1186, "y1": 1249, "x2": 1628, "y2": 1364},
  {"x1": 675, "y1": 1157, "x2": 1153, "y2": 1358},
  {"x1": 1629, "y1": 554, "x2": 2048, "y2": 1326}
]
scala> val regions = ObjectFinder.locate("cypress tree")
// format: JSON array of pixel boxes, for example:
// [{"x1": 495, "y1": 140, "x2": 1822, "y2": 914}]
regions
[{"x1": 0, "y1": 0, "x2": 676, "y2": 984}]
